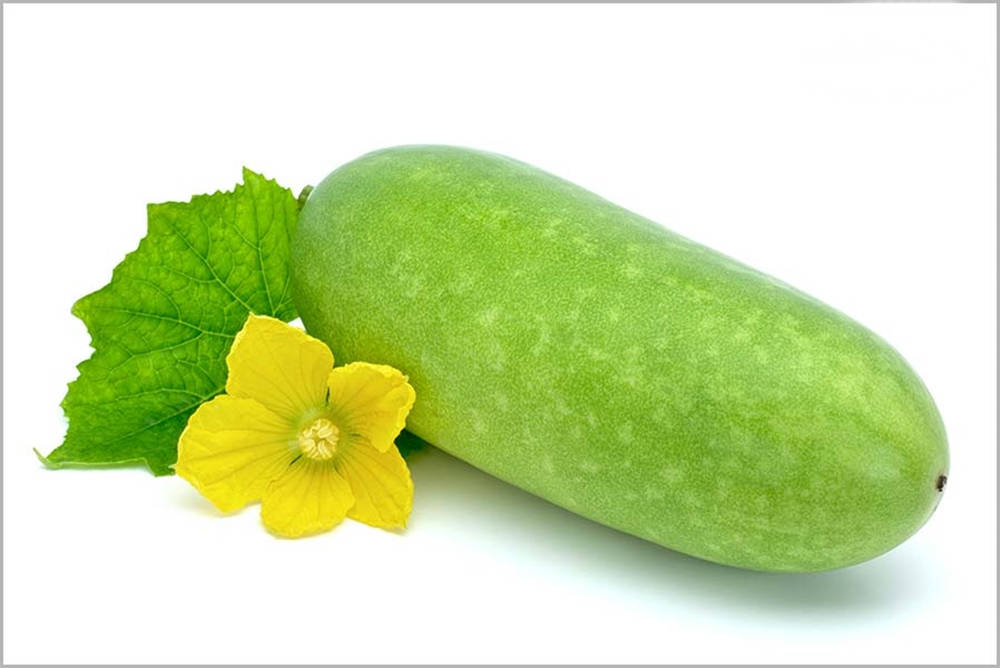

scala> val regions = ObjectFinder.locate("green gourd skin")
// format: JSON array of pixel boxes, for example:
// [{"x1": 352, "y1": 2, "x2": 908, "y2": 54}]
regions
[{"x1": 292, "y1": 146, "x2": 948, "y2": 572}]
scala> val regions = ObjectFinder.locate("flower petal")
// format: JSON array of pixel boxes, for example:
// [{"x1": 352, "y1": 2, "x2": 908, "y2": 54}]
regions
[
  {"x1": 175, "y1": 395, "x2": 297, "y2": 513},
  {"x1": 327, "y1": 362, "x2": 415, "y2": 452},
  {"x1": 260, "y1": 459, "x2": 355, "y2": 537},
  {"x1": 337, "y1": 442, "x2": 414, "y2": 529},
  {"x1": 226, "y1": 314, "x2": 333, "y2": 422}
]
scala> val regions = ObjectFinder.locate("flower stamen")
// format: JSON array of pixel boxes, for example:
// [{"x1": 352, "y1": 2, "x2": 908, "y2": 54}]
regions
[{"x1": 298, "y1": 418, "x2": 340, "y2": 461}]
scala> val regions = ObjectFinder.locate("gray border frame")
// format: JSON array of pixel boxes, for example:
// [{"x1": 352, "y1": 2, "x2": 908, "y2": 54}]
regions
[{"x1": 0, "y1": 1, "x2": 996, "y2": 666}]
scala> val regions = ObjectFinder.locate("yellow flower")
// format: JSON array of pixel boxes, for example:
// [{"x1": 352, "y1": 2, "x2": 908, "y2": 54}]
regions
[{"x1": 174, "y1": 315, "x2": 416, "y2": 538}]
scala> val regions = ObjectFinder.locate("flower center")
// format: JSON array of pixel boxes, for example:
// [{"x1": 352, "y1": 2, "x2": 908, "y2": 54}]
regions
[{"x1": 297, "y1": 418, "x2": 340, "y2": 461}]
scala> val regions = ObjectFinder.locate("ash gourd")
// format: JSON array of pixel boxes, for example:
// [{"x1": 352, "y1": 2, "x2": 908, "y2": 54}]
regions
[{"x1": 292, "y1": 145, "x2": 948, "y2": 572}]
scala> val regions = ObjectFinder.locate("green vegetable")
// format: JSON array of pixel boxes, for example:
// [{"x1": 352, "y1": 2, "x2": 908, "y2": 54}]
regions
[
  {"x1": 293, "y1": 146, "x2": 948, "y2": 572},
  {"x1": 39, "y1": 169, "x2": 300, "y2": 475}
]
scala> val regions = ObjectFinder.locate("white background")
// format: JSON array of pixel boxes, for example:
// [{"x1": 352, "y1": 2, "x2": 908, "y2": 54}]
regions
[{"x1": 3, "y1": 4, "x2": 996, "y2": 664}]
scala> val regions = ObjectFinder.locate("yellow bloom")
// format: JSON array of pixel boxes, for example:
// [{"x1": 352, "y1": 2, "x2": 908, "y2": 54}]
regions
[{"x1": 175, "y1": 315, "x2": 416, "y2": 537}]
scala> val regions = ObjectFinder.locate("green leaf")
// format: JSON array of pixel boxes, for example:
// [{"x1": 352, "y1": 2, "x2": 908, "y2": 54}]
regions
[
  {"x1": 38, "y1": 169, "x2": 300, "y2": 476},
  {"x1": 396, "y1": 430, "x2": 430, "y2": 459}
]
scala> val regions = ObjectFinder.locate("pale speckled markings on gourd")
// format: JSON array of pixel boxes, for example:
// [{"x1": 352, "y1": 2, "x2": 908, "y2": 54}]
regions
[{"x1": 291, "y1": 145, "x2": 949, "y2": 573}]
